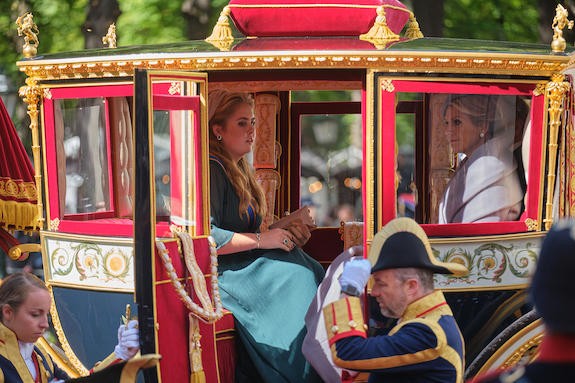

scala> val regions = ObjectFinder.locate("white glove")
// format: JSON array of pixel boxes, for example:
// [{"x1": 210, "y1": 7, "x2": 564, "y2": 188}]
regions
[
  {"x1": 339, "y1": 259, "x2": 372, "y2": 292},
  {"x1": 114, "y1": 320, "x2": 140, "y2": 360}
]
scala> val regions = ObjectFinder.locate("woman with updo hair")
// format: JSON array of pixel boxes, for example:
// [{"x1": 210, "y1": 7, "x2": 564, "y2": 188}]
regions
[
  {"x1": 208, "y1": 89, "x2": 324, "y2": 383},
  {"x1": 438, "y1": 94, "x2": 525, "y2": 223}
]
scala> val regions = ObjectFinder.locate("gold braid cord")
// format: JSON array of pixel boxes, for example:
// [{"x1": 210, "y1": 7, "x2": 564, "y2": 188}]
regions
[
  {"x1": 155, "y1": 235, "x2": 223, "y2": 323},
  {"x1": 156, "y1": 234, "x2": 222, "y2": 383}
]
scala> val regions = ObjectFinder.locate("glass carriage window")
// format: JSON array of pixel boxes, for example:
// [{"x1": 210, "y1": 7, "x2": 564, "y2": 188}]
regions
[
  {"x1": 56, "y1": 98, "x2": 111, "y2": 215},
  {"x1": 152, "y1": 110, "x2": 172, "y2": 219},
  {"x1": 428, "y1": 93, "x2": 530, "y2": 225},
  {"x1": 383, "y1": 79, "x2": 542, "y2": 235},
  {"x1": 294, "y1": 90, "x2": 363, "y2": 227},
  {"x1": 300, "y1": 113, "x2": 363, "y2": 226}
]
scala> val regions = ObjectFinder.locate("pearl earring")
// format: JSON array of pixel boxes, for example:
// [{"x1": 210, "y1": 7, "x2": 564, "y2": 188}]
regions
[
  {"x1": 480, "y1": 132, "x2": 485, "y2": 138},
  {"x1": 217, "y1": 135, "x2": 222, "y2": 141}
]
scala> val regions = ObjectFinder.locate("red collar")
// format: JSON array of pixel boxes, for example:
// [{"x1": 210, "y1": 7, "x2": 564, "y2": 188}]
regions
[
  {"x1": 32, "y1": 352, "x2": 40, "y2": 383},
  {"x1": 535, "y1": 334, "x2": 575, "y2": 363}
]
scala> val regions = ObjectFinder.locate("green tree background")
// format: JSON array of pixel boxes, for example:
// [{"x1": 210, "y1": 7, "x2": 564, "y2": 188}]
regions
[{"x1": 0, "y1": 0, "x2": 571, "y2": 139}]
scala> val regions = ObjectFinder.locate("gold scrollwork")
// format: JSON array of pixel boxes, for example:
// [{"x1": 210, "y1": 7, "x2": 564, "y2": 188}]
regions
[
  {"x1": 169, "y1": 81, "x2": 181, "y2": 95},
  {"x1": 381, "y1": 79, "x2": 395, "y2": 92},
  {"x1": 501, "y1": 332, "x2": 544, "y2": 370},
  {"x1": 533, "y1": 84, "x2": 546, "y2": 96},
  {"x1": 50, "y1": 218, "x2": 60, "y2": 231},
  {"x1": 544, "y1": 74, "x2": 570, "y2": 230},
  {"x1": 524, "y1": 218, "x2": 538, "y2": 231}
]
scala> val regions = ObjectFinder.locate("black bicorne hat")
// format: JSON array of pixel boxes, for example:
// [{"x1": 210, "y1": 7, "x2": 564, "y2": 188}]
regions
[{"x1": 368, "y1": 217, "x2": 468, "y2": 277}]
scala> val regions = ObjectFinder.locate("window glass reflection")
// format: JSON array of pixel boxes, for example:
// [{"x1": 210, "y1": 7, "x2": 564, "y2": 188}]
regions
[
  {"x1": 434, "y1": 94, "x2": 530, "y2": 224},
  {"x1": 58, "y1": 98, "x2": 110, "y2": 215}
]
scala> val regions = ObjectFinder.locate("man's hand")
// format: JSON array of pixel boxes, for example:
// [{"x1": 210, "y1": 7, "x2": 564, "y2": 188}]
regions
[
  {"x1": 115, "y1": 320, "x2": 140, "y2": 360},
  {"x1": 339, "y1": 259, "x2": 372, "y2": 292}
]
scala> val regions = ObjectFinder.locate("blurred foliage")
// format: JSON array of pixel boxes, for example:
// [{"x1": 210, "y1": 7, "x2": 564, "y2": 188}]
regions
[
  {"x1": 116, "y1": 0, "x2": 186, "y2": 45},
  {"x1": 444, "y1": 0, "x2": 539, "y2": 43},
  {"x1": 0, "y1": 0, "x2": 555, "y2": 138},
  {"x1": 0, "y1": 0, "x2": 86, "y2": 82}
]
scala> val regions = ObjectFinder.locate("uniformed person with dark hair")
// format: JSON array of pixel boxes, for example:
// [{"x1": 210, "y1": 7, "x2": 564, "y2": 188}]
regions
[
  {"x1": 323, "y1": 217, "x2": 468, "y2": 382},
  {"x1": 468, "y1": 218, "x2": 575, "y2": 383}
]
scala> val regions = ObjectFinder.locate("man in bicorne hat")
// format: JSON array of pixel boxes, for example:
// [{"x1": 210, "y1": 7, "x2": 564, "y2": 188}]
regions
[{"x1": 323, "y1": 217, "x2": 468, "y2": 382}]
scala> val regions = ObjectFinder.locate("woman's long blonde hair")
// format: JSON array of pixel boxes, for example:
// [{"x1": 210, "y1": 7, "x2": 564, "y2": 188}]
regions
[{"x1": 208, "y1": 90, "x2": 266, "y2": 217}]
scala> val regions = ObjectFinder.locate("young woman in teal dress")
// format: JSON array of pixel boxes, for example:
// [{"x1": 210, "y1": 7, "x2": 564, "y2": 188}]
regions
[{"x1": 208, "y1": 89, "x2": 324, "y2": 383}]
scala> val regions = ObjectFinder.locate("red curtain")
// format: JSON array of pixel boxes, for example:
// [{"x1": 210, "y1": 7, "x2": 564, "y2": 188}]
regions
[{"x1": 0, "y1": 96, "x2": 38, "y2": 230}]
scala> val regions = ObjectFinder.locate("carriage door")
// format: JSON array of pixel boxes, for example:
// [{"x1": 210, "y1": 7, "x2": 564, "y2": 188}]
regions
[{"x1": 133, "y1": 70, "x2": 209, "y2": 382}]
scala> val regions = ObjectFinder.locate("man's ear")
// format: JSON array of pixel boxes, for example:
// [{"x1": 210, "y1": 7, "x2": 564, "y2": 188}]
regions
[{"x1": 405, "y1": 278, "x2": 419, "y2": 296}]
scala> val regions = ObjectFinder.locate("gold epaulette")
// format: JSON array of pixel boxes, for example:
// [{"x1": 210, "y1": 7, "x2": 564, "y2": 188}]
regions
[{"x1": 323, "y1": 297, "x2": 367, "y2": 346}]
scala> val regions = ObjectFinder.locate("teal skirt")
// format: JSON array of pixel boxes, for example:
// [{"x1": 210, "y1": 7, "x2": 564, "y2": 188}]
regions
[{"x1": 218, "y1": 247, "x2": 325, "y2": 383}]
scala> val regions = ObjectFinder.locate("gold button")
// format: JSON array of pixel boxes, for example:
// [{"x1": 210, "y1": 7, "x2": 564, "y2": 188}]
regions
[
  {"x1": 331, "y1": 325, "x2": 339, "y2": 333},
  {"x1": 349, "y1": 320, "x2": 357, "y2": 328},
  {"x1": 364, "y1": 324, "x2": 368, "y2": 331},
  {"x1": 45, "y1": 371, "x2": 51, "y2": 378}
]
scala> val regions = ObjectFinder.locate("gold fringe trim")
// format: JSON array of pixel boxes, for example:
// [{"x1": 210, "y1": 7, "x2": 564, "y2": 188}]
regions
[
  {"x1": 360, "y1": 5, "x2": 399, "y2": 45},
  {"x1": 190, "y1": 371, "x2": 206, "y2": 383},
  {"x1": 404, "y1": 12, "x2": 424, "y2": 39},
  {"x1": 0, "y1": 199, "x2": 39, "y2": 230},
  {"x1": 206, "y1": 6, "x2": 234, "y2": 51}
]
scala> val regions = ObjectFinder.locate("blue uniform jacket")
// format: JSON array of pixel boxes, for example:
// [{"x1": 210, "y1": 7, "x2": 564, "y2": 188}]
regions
[
  {"x1": 324, "y1": 290, "x2": 465, "y2": 383},
  {"x1": 0, "y1": 321, "x2": 70, "y2": 383}
]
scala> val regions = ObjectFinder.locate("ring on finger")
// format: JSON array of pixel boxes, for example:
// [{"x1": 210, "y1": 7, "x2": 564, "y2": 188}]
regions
[{"x1": 283, "y1": 238, "x2": 289, "y2": 245}]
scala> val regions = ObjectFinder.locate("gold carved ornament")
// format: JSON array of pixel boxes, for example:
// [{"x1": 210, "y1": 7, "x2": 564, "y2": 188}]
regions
[
  {"x1": 524, "y1": 218, "x2": 538, "y2": 231},
  {"x1": 205, "y1": 6, "x2": 234, "y2": 51},
  {"x1": 404, "y1": 12, "x2": 424, "y2": 40},
  {"x1": 16, "y1": 12, "x2": 39, "y2": 58},
  {"x1": 551, "y1": 4, "x2": 574, "y2": 53},
  {"x1": 18, "y1": 76, "x2": 44, "y2": 230},
  {"x1": 254, "y1": 94, "x2": 281, "y2": 168},
  {"x1": 360, "y1": 5, "x2": 400, "y2": 48},
  {"x1": 102, "y1": 23, "x2": 117, "y2": 48},
  {"x1": 544, "y1": 74, "x2": 570, "y2": 230}
]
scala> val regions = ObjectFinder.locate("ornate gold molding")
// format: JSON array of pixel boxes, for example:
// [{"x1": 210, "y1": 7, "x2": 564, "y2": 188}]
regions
[
  {"x1": 19, "y1": 76, "x2": 44, "y2": 230},
  {"x1": 254, "y1": 94, "x2": 281, "y2": 169},
  {"x1": 544, "y1": 73, "x2": 570, "y2": 230},
  {"x1": 18, "y1": 54, "x2": 568, "y2": 81},
  {"x1": 48, "y1": 285, "x2": 90, "y2": 376},
  {"x1": 501, "y1": 332, "x2": 544, "y2": 370}
]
